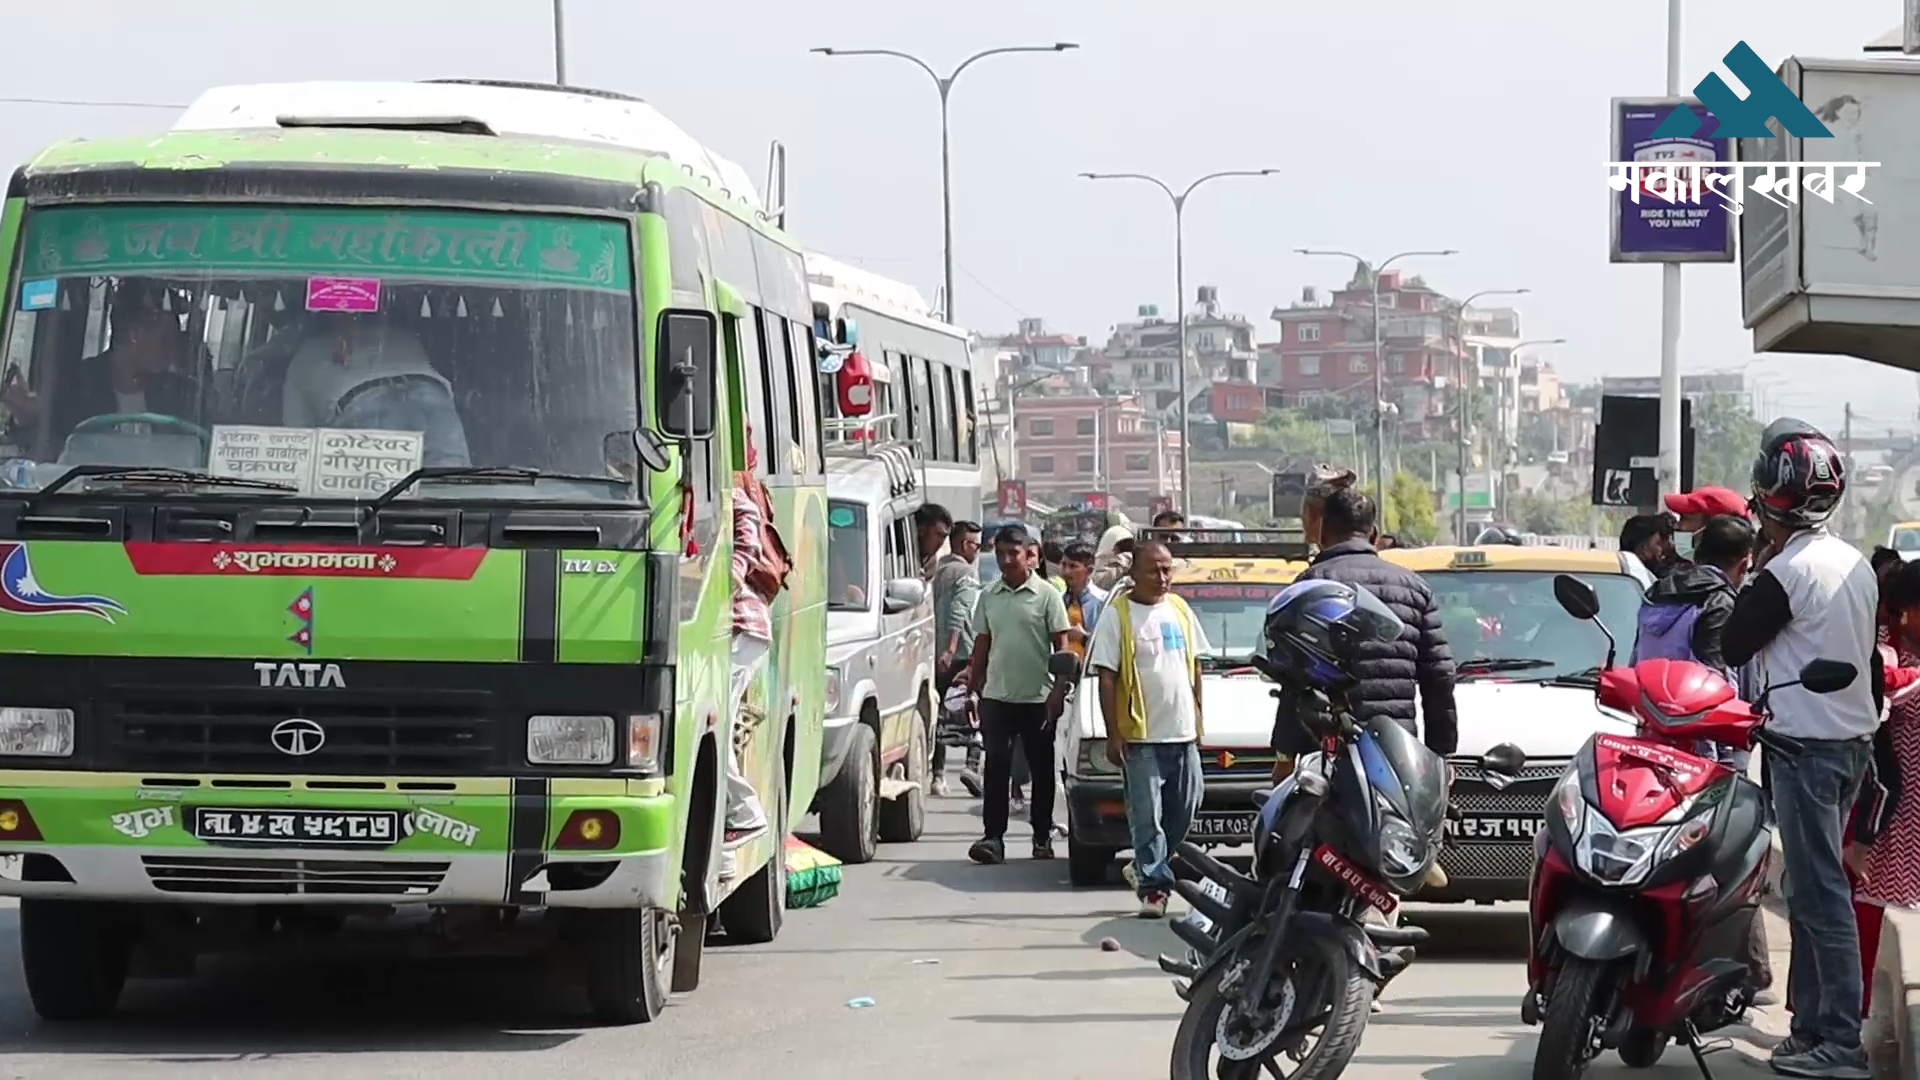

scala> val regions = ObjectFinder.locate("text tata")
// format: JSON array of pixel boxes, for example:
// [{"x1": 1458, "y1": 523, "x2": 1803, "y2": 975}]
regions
[{"x1": 253, "y1": 661, "x2": 346, "y2": 689}]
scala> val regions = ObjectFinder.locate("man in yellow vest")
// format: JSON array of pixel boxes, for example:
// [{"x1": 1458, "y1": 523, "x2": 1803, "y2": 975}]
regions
[{"x1": 1088, "y1": 538, "x2": 1209, "y2": 919}]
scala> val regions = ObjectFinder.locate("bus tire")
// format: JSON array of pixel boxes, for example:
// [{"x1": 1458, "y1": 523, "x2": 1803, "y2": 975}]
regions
[
  {"x1": 719, "y1": 746, "x2": 787, "y2": 945},
  {"x1": 819, "y1": 723, "x2": 879, "y2": 864},
  {"x1": 581, "y1": 905, "x2": 675, "y2": 1025},
  {"x1": 879, "y1": 696, "x2": 930, "y2": 844},
  {"x1": 20, "y1": 899, "x2": 130, "y2": 1022}
]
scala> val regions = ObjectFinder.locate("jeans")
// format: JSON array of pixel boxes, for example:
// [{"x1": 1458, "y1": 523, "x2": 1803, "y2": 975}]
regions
[
  {"x1": 1772, "y1": 735, "x2": 1874, "y2": 1047},
  {"x1": 980, "y1": 699, "x2": 1053, "y2": 842},
  {"x1": 332, "y1": 378, "x2": 472, "y2": 467},
  {"x1": 1123, "y1": 741, "x2": 1204, "y2": 897}
]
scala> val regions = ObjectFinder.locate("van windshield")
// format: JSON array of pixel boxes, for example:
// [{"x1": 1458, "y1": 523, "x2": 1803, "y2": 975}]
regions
[
  {"x1": 828, "y1": 500, "x2": 869, "y2": 610},
  {"x1": 0, "y1": 205, "x2": 638, "y2": 503}
]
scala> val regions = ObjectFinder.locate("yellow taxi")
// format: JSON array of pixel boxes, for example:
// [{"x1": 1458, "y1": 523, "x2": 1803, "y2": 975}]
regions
[
  {"x1": 1061, "y1": 531, "x2": 1310, "y2": 886},
  {"x1": 1382, "y1": 544, "x2": 1653, "y2": 902}
]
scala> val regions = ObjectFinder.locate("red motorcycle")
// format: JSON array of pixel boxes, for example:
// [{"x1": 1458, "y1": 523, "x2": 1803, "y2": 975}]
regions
[{"x1": 1522, "y1": 573, "x2": 1858, "y2": 1080}]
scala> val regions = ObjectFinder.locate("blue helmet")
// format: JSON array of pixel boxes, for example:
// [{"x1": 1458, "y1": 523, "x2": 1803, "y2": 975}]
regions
[{"x1": 1262, "y1": 579, "x2": 1406, "y2": 691}]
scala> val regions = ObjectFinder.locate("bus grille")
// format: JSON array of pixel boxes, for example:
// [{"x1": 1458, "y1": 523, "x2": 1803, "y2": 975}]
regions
[
  {"x1": 142, "y1": 856, "x2": 450, "y2": 896},
  {"x1": 104, "y1": 698, "x2": 495, "y2": 775}
]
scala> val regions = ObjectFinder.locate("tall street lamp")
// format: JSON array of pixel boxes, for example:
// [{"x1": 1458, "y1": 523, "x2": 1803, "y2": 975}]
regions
[
  {"x1": 1450, "y1": 287, "x2": 1530, "y2": 541},
  {"x1": 1083, "y1": 169, "x2": 1281, "y2": 517},
  {"x1": 812, "y1": 43, "x2": 1078, "y2": 325},
  {"x1": 551, "y1": 0, "x2": 568, "y2": 85},
  {"x1": 1492, "y1": 337, "x2": 1566, "y2": 516},
  {"x1": 1296, "y1": 248, "x2": 1456, "y2": 506}
]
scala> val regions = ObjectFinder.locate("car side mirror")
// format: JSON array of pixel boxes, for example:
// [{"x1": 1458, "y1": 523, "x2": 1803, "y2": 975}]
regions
[
  {"x1": 656, "y1": 309, "x2": 716, "y2": 441},
  {"x1": 1552, "y1": 574, "x2": 1599, "y2": 621},
  {"x1": 882, "y1": 577, "x2": 926, "y2": 614}
]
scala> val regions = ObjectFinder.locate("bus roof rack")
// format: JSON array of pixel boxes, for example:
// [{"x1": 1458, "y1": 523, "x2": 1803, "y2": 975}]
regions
[{"x1": 1138, "y1": 526, "x2": 1311, "y2": 562}]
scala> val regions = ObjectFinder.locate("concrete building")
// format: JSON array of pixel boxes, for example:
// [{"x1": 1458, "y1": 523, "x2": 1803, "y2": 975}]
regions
[
  {"x1": 1008, "y1": 394, "x2": 1183, "y2": 510},
  {"x1": 1100, "y1": 287, "x2": 1258, "y2": 416},
  {"x1": 1264, "y1": 265, "x2": 1462, "y2": 435}
]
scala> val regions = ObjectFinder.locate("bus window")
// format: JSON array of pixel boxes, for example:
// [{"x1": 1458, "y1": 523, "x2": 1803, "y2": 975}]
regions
[
  {"x1": 755, "y1": 308, "x2": 796, "y2": 473},
  {"x1": 908, "y1": 356, "x2": 934, "y2": 460},
  {"x1": 891, "y1": 350, "x2": 917, "y2": 446},
  {"x1": 786, "y1": 318, "x2": 823, "y2": 476},
  {"x1": 737, "y1": 307, "x2": 776, "y2": 473},
  {"x1": 662, "y1": 189, "x2": 709, "y2": 304},
  {"x1": 960, "y1": 368, "x2": 977, "y2": 464},
  {"x1": 932, "y1": 361, "x2": 956, "y2": 462}
]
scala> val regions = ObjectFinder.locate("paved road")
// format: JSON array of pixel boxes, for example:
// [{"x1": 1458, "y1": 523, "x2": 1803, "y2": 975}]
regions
[{"x1": 0, "y1": 797, "x2": 1804, "y2": 1079}]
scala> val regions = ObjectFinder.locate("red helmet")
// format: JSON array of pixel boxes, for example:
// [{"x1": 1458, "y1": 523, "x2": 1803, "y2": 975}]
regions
[{"x1": 1750, "y1": 418, "x2": 1845, "y2": 528}]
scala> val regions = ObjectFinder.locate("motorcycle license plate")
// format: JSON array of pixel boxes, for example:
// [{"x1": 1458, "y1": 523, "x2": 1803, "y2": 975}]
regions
[
  {"x1": 1446, "y1": 813, "x2": 1542, "y2": 843},
  {"x1": 1189, "y1": 812, "x2": 1256, "y2": 840}
]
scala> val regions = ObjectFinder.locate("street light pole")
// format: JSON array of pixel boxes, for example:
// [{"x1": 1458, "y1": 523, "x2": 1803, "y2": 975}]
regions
[
  {"x1": 1451, "y1": 287, "x2": 1531, "y2": 542},
  {"x1": 1496, "y1": 337, "x2": 1567, "y2": 515},
  {"x1": 1082, "y1": 169, "x2": 1281, "y2": 518},
  {"x1": 552, "y1": 0, "x2": 568, "y2": 85},
  {"x1": 811, "y1": 43, "x2": 1078, "y2": 325},
  {"x1": 1296, "y1": 248, "x2": 1456, "y2": 507}
]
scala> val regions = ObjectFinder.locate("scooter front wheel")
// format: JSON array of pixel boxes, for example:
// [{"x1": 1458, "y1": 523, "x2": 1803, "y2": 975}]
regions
[{"x1": 1531, "y1": 956, "x2": 1612, "y2": 1080}]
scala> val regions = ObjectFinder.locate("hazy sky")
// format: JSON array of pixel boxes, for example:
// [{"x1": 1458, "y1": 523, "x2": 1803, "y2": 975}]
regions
[{"x1": 3, "y1": 0, "x2": 1911, "y2": 437}]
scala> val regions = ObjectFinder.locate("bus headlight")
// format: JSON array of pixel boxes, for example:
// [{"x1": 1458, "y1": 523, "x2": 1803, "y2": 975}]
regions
[
  {"x1": 0, "y1": 708, "x2": 73, "y2": 757},
  {"x1": 528, "y1": 715, "x2": 615, "y2": 765}
]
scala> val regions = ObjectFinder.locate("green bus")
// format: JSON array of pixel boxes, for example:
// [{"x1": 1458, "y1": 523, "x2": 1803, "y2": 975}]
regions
[{"x1": 0, "y1": 79, "x2": 825, "y2": 1025}]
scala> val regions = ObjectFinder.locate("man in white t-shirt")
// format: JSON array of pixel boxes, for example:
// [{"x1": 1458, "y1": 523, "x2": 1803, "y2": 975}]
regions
[
  {"x1": 282, "y1": 313, "x2": 471, "y2": 466},
  {"x1": 1089, "y1": 539, "x2": 1209, "y2": 919}
]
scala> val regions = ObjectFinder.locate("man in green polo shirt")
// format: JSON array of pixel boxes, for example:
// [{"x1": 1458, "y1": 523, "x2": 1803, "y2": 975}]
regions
[{"x1": 967, "y1": 525, "x2": 1071, "y2": 865}]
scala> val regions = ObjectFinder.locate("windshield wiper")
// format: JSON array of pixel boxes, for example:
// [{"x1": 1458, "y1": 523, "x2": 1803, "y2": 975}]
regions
[
  {"x1": 1548, "y1": 665, "x2": 1605, "y2": 685},
  {"x1": 25, "y1": 465, "x2": 298, "y2": 507},
  {"x1": 364, "y1": 466, "x2": 628, "y2": 515},
  {"x1": 1456, "y1": 657, "x2": 1556, "y2": 677}
]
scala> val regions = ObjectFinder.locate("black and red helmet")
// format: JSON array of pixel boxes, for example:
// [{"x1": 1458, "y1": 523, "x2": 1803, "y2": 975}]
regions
[{"x1": 1750, "y1": 417, "x2": 1845, "y2": 528}]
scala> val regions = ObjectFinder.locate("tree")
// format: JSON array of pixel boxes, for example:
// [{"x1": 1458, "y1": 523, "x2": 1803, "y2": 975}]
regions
[
  {"x1": 1512, "y1": 490, "x2": 1588, "y2": 536},
  {"x1": 1691, "y1": 392, "x2": 1764, "y2": 492},
  {"x1": 1384, "y1": 470, "x2": 1438, "y2": 543}
]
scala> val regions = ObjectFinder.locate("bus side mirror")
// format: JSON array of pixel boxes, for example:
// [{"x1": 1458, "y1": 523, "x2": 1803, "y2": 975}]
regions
[{"x1": 657, "y1": 309, "x2": 716, "y2": 441}]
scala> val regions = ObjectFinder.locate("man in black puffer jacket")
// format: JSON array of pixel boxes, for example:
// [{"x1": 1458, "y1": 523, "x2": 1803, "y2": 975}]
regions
[{"x1": 1272, "y1": 487, "x2": 1459, "y2": 759}]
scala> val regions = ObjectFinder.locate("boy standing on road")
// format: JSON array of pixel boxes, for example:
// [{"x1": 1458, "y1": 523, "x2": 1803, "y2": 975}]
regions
[
  {"x1": 1060, "y1": 542, "x2": 1108, "y2": 661},
  {"x1": 967, "y1": 526, "x2": 1070, "y2": 866},
  {"x1": 1089, "y1": 539, "x2": 1209, "y2": 919}
]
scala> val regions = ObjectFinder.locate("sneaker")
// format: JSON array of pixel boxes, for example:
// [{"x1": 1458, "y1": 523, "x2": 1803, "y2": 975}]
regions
[
  {"x1": 1121, "y1": 861, "x2": 1139, "y2": 890},
  {"x1": 959, "y1": 772, "x2": 983, "y2": 798},
  {"x1": 968, "y1": 837, "x2": 1005, "y2": 865},
  {"x1": 1138, "y1": 891, "x2": 1169, "y2": 919},
  {"x1": 1032, "y1": 837, "x2": 1055, "y2": 860},
  {"x1": 1771, "y1": 1035, "x2": 1821, "y2": 1064},
  {"x1": 931, "y1": 776, "x2": 950, "y2": 798},
  {"x1": 1770, "y1": 1041, "x2": 1868, "y2": 1079}
]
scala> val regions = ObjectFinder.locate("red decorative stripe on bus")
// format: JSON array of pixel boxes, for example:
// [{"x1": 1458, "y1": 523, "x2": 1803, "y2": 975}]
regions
[{"x1": 123, "y1": 543, "x2": 488, "y2": 580}]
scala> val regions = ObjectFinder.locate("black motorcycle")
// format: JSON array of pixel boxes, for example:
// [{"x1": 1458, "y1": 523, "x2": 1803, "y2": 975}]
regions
[{"x1": 1162, "y1": 676, "x2": 1519, "y2": 1078}]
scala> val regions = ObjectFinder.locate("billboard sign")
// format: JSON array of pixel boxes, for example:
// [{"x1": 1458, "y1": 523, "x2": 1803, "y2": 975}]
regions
[
  {"x1": 996, "y1": 479, "x2": 1027, "y2": 519},
  {"x1": 1609, "y1": 97, "x2": 1736, "y2": 263}
]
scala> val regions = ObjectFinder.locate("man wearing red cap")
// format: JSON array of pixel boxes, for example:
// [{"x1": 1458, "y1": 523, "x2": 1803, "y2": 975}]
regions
[{"x1": 1664, "y1": 485, "x2": 1750, "y2": 532}]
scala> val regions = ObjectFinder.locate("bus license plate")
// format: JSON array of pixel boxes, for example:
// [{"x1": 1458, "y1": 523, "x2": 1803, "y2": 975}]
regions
[
  {"x1": 1190, "y1": 812, "x2": 1255, "y2": 840},
  {"x1": 1446, "y1": 813, "x2": 1541, "y2": 843},
  {"x1": 191, "y1": 807, "x2": 401, "y2": 847}
]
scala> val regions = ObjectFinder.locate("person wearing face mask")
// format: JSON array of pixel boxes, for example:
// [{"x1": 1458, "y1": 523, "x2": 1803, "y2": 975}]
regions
[{"x1": 1664, "y1": 485, "x2": 1751, "y2": 563}]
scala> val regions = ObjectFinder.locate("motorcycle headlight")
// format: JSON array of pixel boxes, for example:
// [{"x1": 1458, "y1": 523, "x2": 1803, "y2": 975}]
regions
[
  {"x1": 1551, "y1": 768, "x2": 1586, "y2": 839},
  {"x1": 1655, "y1": 808, "x2": 1715, "y2": 864},
  {"x1": 1573, "y1": 813, "x2": 1668, "y2": 887},
  {"x1": 1378, "y1": 811, "x2": 1424, "y2": 880}
]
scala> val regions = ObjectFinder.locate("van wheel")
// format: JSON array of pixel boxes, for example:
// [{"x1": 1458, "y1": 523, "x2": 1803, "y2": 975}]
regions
[
  {"x1": 719, "y1": 752, "x2": 787, "y2": 944},
  {"x1": 819, "y1": 724, "x2": 879, "y2": 864},
  {"x1": 579, "y1": 905, "x2": 675, "y2": 1025},
  {"x1": 879, "y1": 699, "x2": 930, "y2": 843},
  {"x1": 20, "y1": 900, "x2": 130, "y2": 1021}
]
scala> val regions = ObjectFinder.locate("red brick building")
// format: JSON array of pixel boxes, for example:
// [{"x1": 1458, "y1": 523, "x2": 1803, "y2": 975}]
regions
[
  {"x1": 1010, "y1": 394, "x2": 1183, "y2": 510},
  {"x1": 1261, "y1": 267, "x2": 1463, "y2": 434}
]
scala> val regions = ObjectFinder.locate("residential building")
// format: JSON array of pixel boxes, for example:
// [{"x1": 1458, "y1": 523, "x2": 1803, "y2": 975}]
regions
[
  {"x1": 1009, "y1": 394, "x2": 1183, "y2": 510},
  {"x1": 1264, "y1": 265, "x2": 1462, "y2": 434},
  {"x1": 1100, "y1": 287, "x2": 1259, "y2": 416},
  {"x1": 981, "y1": 317, "x2": 1083, "y2": 388}
]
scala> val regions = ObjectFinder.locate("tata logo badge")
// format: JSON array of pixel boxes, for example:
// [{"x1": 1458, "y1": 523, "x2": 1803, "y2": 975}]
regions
[{"x1": 270, "y1": 718, "x2": 326, "y2": 757}]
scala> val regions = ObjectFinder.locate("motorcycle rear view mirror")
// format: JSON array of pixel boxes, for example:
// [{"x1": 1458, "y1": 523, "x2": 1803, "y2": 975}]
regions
[
  {"x1": 1797, "y1": 658, "x2": 1858, "y2": 695},
  {"x1": 1552, "y1": 574, "x2": 1600, "y2": 621}
]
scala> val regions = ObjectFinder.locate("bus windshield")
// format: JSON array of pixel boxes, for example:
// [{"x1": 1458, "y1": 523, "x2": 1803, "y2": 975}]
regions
[{"x1": 0, "y1": 205, "x2": 638, "y2": 503}]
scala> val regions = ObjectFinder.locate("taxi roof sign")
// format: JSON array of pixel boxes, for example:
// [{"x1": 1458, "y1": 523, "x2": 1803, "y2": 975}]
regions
[
  {"x1": 1141, "y1": 526, "x2": 1311, "y2": 563},
  {"x1": 1450, "y1": 550, "x2": 1490, "y2": 568}
]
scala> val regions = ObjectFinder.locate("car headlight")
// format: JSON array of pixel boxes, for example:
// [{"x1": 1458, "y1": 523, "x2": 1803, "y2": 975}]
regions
[
  {"x1": 626, "y1": 713, "x2": 663, "y2": 772},
  {"x1": 1078, "y1": 738, "x2": 1123, "y2": 776},
  {"x1": 824, "y1": 670, "x2": 841, "y2": 714},
  {"x1": 0, "y1": 708, "x2": 73, "y2": 757},
  {"x1": 528, "y1": 715, "x2": 615, "y2": 765}
]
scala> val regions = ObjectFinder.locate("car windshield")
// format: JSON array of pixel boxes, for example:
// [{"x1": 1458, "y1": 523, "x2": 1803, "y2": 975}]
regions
[
  {"x1": 0, "y1": 205, "x2": 638, "y2": 503},
  {"x1": 1173, "y1": 581, "x2": 1286, "y2": 659},
  {"x1": 828, "y1": 501, "x2": 869, "y2": 611},
  {"x1": 1895, "y1": 528, "x2": 1920, "y2": 552},
  {"x1": 1425, "y1": 569, "x2": 1643, "y2": 681}
]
